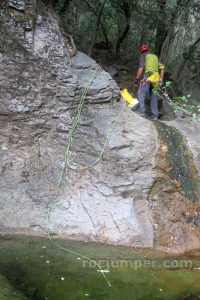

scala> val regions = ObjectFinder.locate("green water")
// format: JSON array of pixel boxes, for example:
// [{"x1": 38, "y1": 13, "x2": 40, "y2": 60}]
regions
[{"x1": 0, "y1": 235, "x2": 200, "y2": 300}]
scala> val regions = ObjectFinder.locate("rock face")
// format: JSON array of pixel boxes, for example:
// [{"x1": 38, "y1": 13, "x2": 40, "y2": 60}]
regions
[
  {"x1": 170, "y1": 120, "x2": 200, "y2": 173},
  {"x1": 0, "y1": 0, "x2": 156, "y2": 248},
  {"x1": 0, "y1": 0, "x2": 199, "y2": 253},
  {"x1": 149, "y1": 122, "x2": 200, "y2": 253}
]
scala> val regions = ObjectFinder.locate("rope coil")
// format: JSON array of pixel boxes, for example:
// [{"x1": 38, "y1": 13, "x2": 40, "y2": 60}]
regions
[{"x1": 46, "y1": 66, "x2": 126, "y2": 287}]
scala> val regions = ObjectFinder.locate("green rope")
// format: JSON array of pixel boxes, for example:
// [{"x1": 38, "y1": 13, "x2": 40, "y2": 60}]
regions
[
  {"x1": 46, "y1": 65, "x2": 126, "y2": 287},
  {"x1": 67, "y1": 98, "x2": 126, "y2": 171}
]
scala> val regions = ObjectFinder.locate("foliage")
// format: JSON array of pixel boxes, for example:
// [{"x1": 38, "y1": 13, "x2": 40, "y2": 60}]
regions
[
  {"x1": 48, "y1": 0, "x2": 200, "y2": 62},
  {"x1": 54, "y1": 0, "x2": 181, "y2": 59},
  {"x1": 47, "y1": 0, "x2": 200, "y2": 101},
  {"x1": 158, "y1": 81, "x2": 200, "y2": 122}
]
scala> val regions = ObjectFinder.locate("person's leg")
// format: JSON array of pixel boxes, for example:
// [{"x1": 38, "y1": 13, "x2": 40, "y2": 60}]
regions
[
  {"x1": 150, "y1": 89, "x2": 159, "y2": 119},
  {"x1": 137, "y1": 81, "x2": 150, "y2": 115}
]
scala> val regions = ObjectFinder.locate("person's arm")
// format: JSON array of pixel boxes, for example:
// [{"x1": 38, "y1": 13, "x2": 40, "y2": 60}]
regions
[
  {"x1": 136, "y1": 67, "x2": 144, "y2": 80},
  {"x1": 159, "y1": 69, "x2": 165, "y2": 84},
  {"x1": 134, "y1": 54, "x2": 145, "y2": 85},
  {"x1": 134, "y1": 67, "x2": 144, "y2": 85},
  {"x1": 158, "y1": 62, "x2": 165, "y2": 84}
]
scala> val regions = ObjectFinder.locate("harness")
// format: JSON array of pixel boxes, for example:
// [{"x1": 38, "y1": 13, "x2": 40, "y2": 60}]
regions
[{"x1": 140, "y1": 72, "x2": 160, "y2": 93}]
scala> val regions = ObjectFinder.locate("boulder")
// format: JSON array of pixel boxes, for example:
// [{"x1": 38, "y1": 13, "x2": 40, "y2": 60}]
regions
[{"x1": 0, "y1": 1, "x2": 156, "y2": 248}]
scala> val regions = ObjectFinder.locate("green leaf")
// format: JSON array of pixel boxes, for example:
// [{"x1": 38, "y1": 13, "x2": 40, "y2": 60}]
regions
[{"x1": 165, "y1": 81, "x2": 172, "y2": 87}]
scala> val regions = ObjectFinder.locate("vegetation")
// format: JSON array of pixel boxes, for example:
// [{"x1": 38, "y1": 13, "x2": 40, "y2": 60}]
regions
[
  {"x1": 46, "y1": 0, "x2": 200, "y2": 58},
  {"x1": 44, "y1": 0, "x2": 200, "y2": 102},
  {"x1": 158, "y1": 82, "x2": 200, "y2": 122}
]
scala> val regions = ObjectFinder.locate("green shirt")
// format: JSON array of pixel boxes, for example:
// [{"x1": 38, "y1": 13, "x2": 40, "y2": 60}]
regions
[{"x1": 139, "y1": 52, "x2": 165, "y2": 73}]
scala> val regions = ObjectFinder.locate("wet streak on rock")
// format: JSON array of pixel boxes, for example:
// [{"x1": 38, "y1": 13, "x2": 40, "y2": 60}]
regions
[
  {"x1": 148, "y1": 122, "x2": 200, "y2": 253},
  {"x1": 156, "y1": 123, "x2": 200, "y2": 203}
]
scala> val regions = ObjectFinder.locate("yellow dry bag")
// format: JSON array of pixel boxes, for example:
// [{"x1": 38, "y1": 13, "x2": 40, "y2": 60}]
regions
[
  {"x1": 121, "y1": 89, "x2": 139, "y2": 111},
  {"x1": 146, "y1": 72, "x2": 160, "y2": 88}
]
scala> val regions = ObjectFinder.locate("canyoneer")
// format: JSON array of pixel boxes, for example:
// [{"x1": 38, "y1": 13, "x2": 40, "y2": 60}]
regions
[{"x1": 134, "y1": 44, "x2": 165, "y2": 120}]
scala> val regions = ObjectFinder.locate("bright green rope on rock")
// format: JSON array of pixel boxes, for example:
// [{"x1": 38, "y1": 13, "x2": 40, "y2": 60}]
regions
[{"x1": 46, "y1": 65, "x2": 126, "y2": 287}]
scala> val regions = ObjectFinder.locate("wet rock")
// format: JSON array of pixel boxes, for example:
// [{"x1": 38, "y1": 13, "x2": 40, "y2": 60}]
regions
[
  {"x1": 0, "y1": 273, "x2": 28, "y2": 300},
  {"x1": 178, "y1": 293, "x2": 200, "y2": 300},
  {"x1": 168, "y1": 119, "x2": 200, "y2": 173},
  {"x1": 149, "y1": 123, "x2": 200, "y2": 253}
]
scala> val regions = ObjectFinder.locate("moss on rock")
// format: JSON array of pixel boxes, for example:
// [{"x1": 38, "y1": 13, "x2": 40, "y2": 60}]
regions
[
  {"x1": 0, "y1": 273, "x2": 29, "y2": 300},
  {"x1": 156, "y1": 122, "x2": 200, "y2": 203}
]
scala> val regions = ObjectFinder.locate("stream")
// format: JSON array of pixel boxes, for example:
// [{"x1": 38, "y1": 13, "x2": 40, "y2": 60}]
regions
[{"x1": 0, "y1": 235, "x2": 200, "y2": 300}]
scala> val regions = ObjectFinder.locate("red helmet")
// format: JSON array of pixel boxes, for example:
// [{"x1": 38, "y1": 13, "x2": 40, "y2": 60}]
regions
[{"x1": 140, "y1": 44, "x2": 150, "y2": 53}]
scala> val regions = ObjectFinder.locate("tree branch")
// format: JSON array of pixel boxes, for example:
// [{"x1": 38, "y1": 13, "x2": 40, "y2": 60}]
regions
[
  {"x1": 88, "y1": 0, "x2": 108, "y2": 56},
  {"x1": 116, "y1": 2, "x2": 131, "y2": 59},
  {"x1": 83, "y1": 0, "x2": 110, "y2": 50}
]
